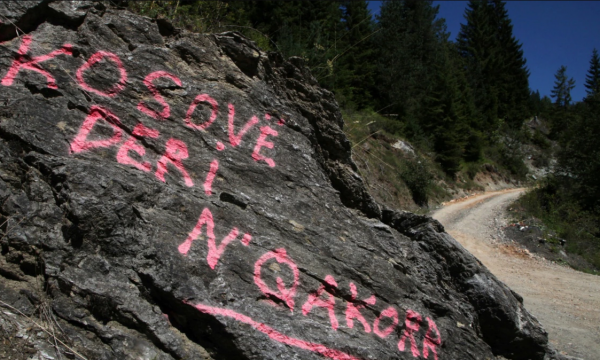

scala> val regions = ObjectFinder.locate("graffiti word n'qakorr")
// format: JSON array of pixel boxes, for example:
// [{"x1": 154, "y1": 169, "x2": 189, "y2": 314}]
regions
[
  {"x1": 1, "y1": 35, "x2": 443, "y2": 360},
  {"x1": 1, "y1": 35, "x2": 284, "y2": 188},
  {"x1": 180, "y1": 207, "x2": 443, "y2": 360}
]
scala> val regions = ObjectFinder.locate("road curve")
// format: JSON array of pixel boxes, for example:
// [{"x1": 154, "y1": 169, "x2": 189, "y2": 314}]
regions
[{"x1": 432, "y1": 189, "x2": 600, "y2": 360}]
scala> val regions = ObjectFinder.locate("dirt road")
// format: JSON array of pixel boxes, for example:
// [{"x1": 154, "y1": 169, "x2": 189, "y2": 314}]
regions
[{"x1": 432, "y1": 189, "x2": 600, "y2": 360}]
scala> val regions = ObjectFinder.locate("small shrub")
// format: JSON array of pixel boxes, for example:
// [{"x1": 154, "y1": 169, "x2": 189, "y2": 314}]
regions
[
  {"x1": 533, "y1": 152, "x2": 550, "y2": 168},
  {"x1": 464, "y1": 162, "x2": 480, "y2": 180},
  {"x1": 457, "y1": 177, "x2": 484, "y2": 192},
  {"x1": 532, "y1": 130, "x2": 551, "y2": 150},
  {"x1": 368, "y1": 115, "x2": 405, "y2": 136},
  {"x1": 515, "y1": 180, "x2": 600, "y2": 272},
  {"x1": 485, "y1": 143, "x2": 528, "y2": 179},
  {"x1": 464, "y1": 132, "x2": 483, "y2": 162},
  {"x1": 400, "y1": 157, "x2": 433, "y2": 206}
]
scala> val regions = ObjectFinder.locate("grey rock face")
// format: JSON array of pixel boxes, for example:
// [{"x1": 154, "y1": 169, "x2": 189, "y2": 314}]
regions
[{"x1": 0, "y1": 2, "x2": 558, "y2": 359}]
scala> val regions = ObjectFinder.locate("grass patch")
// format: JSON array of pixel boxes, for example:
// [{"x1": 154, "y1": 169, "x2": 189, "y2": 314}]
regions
[
  {"x1": 342, "y1": 109, "x2": 448, "y2": 210},
  {"x1": 513, "y1": 179, "x2": 600, "y2": 273}
]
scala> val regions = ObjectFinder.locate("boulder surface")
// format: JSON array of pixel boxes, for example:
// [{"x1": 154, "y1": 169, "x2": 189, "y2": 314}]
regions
[{"x1": 0, "y1": 2, "x2": 563, "y2": 359}]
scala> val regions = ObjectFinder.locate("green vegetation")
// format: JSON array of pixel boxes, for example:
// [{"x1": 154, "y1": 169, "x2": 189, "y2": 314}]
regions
[
  {"x1": 457, "y1": 0, "x2": 531, "y2": 130},
  {"x1": 584, "y1": 48, "x2": 600, "y2": 97},
  {"x1": 128, "y1": 0, "x2": 531, "y2": 180},
  {"x1": 342, "y1": 110, "x2": 489, "y2": 210},
  {"x1": 516, "y1": 178, "x2": 600, "y2": 271},
  {"x1": 124, "y1": 0, "x2": 600, "y2": 276},
  {"x1": 551, "y1": 65, "x2": 576, "y2": 108},
  {"x1": 342, "y1": 109, "x2": 445, "y2": 210},
  {"x1": 127, "y1": 2, "x2": 599, "y2": 267},
  {"x1": 514, "y1": 49, "x2": 600, "y2": 271}
]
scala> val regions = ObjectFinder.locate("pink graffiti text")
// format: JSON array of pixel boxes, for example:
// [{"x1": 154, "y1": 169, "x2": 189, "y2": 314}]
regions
[
  {"x1": 1, "y1": 35, "x2": 280, "y2": 171},
  {"x1": 137, "y1": 71, "x2": 182, "y2": 120},
  {"x1": 398, "y1": 309, "x2": 422, "y2": 357},
  {"x1": 70, "y1": 107, "x2": 220, "y2": 189},
  {"x1": 254, "y1": 248, "x2": 300, "y2": 311},
  {"x1": 203, "y1": 160, "x2": 219, "y2": 195},
  {"x1": 302, "y1": 275, "x2": 339, "y2": 330},
  {"x1": 252, "y1": 126, "x2": 278, "y2": 167},
  {"x1": 70, "y1": 105, "x2": 123, "y2": 154},
  {"x1": 116, "y1": 123, "x2": 160, "y2": 172},
  {"x1": 345, "y1": 283, "x2": 376, "y2": 333},
  {"x1": 373, "y1": 306, "x2": 399, "y2": 339},
  {"x1": 185, "y1": 93, "x2": 219, "y2": 130},
  {"x1": 155, "y1": 138, "x2": 194, "y2": 187},
  {"x1": 423, "y1": 317, "x2": 442, "y2": 360},
  {"x1": 178, "y1": 208, "x2": 251, "y2": 270},
  {"x1": 76, "y1": 51, "x2": 128, "y2": 97},
  {"x1": 187, "y1": 302, "x2": 361, "y2": 360},
  {"x1": 228, "y1": 103, "x2": 259, "y2": 147},
  {"x1": 1, "y1": 35, "x2": 73, "y2": 89}
]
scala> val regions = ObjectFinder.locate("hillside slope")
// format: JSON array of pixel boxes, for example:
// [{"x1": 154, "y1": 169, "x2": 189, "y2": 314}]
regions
[
  {"x1": 0, "y1": 2, "x2": 565, "y2": 359},
  {"x1": 342, "y1": 110, "x2": 532, "y2": 212}
]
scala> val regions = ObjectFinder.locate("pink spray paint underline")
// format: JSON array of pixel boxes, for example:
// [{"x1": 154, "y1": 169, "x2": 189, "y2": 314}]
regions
[{"x1": 187, "y1": 302, "x2": 362, "y2": 360}]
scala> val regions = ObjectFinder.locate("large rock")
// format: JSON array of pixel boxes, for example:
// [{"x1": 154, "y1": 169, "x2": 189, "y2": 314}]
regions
[{"x1": 0, "y1": 2, "x2": 562, "y2": 359}]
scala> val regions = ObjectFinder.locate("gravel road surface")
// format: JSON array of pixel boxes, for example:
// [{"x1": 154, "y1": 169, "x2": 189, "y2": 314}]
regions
[{"x1": 432, "y1": 189, "x2": 600, "y2": 360}]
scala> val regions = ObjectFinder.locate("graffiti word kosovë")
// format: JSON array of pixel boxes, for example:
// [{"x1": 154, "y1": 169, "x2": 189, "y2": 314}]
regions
[
  {"x1": 1, "y1": 35, "x2": 283, "y2": 190},
  {"x1": 1, "y1": 34, "x2": 443, "y2": 360}
]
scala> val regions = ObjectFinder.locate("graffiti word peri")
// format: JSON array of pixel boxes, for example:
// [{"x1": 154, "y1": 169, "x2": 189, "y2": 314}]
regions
[{"x1": 0, "y1": 35, "x2": 284, "y2": 185}]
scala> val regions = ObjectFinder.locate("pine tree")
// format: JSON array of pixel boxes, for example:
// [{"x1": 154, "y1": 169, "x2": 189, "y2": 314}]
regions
[
  {"x1": 551, "y1": 65, "x2": 575, "y2": 108},
  {"x1": 529, "y1": 90, "x2": 541, "y2": 116},
  {"x1": 335, "y1": 0, "x2": 377, "y2": 109},
  {"x1": 374, "y1": 0, "x2": 446, "y2": 121},
  {"x1": 457, "y1": 0, "x2": 499, "y2": 132},
  {"x1": 492, "y1": 0, "x2": 530, "y2": 127},
  {"x1": 585, "y1": 48, "x2": 600, "y2": 98},
  {"x1": 539, "y1": 95, "x2": 553, "y2": 115},
  {"x1": 457, "y1": 0, "x2": 530, "y2": 132},
  {"x1": 422, "y1": 42, "x2": 470, "y2": 175},
  {"x1": 558, "y1": 95, "x2": 600, "y2": 210},
  {"x1": 237, "y1": 1, "x2": 344, "y2": 91}
]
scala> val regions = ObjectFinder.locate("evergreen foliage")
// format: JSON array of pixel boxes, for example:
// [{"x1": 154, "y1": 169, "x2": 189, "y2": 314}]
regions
[
  {"x1": 373, "y1": 0, "x2": 481, "y2": 174},
  {"x1": 128, "y1": 1, "x2": 237, "y2": 34},
  {"x1": 124, "y1": 1, "x2": 557, "y2": 182},
  {"x1": 551, "y1": 65, "x2": 576, "y2": 108},
  {"x1": 457, "y1": 0, "x2": 530, "y2": 131},
  {"x1": 422, "y1": 41, "x2": 471, "y2": 175},
  {"x1": 232, "y1": 1, "x2": 376, "y2": 109},
  {"x1": 585, "y1": 48, "x2": 600, "y2": 98},
  {"x1": 400, "y1": 156, "x2": 434, "y2": 206},
  {"x1": 520, "y1": 93, "x2": 600, "y2": 270},
  {"x1": 557, "y1": 94, "x2": 600, "y2": 210},
  {"x1": 492, "y1": 0, "x2": 531, "y2": 128},
  {"x1": 336, "y1": 1, "x2": 377, "y2": 109},
  {"x1": 234, "y1": 1, "x2": 344, "y2": 87},
  {"x1": 374, "y1": 0, "x2": 446, "y2": 120}
]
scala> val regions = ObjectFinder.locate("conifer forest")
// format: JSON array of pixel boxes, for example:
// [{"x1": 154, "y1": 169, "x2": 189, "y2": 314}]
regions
[{"x1": 129, "y1": 0, "x2": 600, "y2": 269}]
